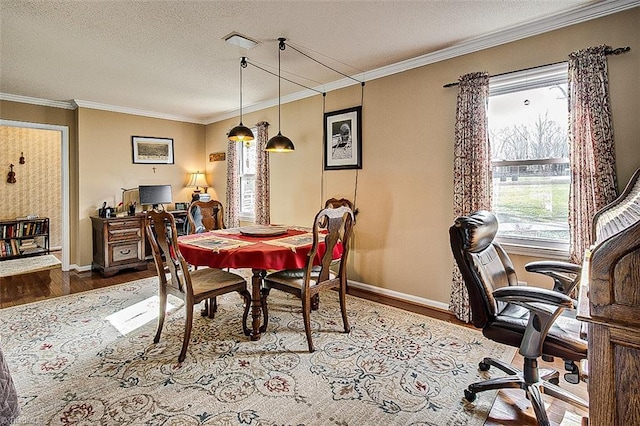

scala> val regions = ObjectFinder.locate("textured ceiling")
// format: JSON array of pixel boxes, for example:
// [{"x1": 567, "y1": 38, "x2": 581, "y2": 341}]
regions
[{"x1": 0, "y1": 0, "x2": 630, "y2": 123}]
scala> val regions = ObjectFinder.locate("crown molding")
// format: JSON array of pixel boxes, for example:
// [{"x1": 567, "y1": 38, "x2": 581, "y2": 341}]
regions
[
  {"x1": 71, "y1": 100, "x2": 206, "y2": 124},
  {"x1": 0, "y1": 93, "x2": 76, "y2": 110},
  {"x1": 3, "y1": 0, "x2": 638, "y2": 125},
  {"x1": 207, "y1": 0, "x2": 639, "y2": 124}
]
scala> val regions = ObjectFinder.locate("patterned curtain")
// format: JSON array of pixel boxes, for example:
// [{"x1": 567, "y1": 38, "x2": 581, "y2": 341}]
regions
[
  {"x1": 225, "y1": 140, "x2": 240, "y2": 228},
  {"x1": 567, "y1": 45, "x2": 618, "y2": 264},
  {"x1": 450, "y1": 71, "x2": 492, "y2": 323},
  {"x1": 254, "y1": 121, "x2": 270, "y2": 225}
]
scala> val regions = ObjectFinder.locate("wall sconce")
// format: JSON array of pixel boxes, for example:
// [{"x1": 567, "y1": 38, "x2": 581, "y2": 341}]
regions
[
  {"x1": 265, "y1": 38, "x2": 295, "y2": 152},
  {"x1": 186, "y1": 171, "x2": 209, "y2": 202}
]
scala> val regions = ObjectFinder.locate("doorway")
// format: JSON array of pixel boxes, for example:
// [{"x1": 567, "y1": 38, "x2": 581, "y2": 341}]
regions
[{"x1": 0, "y1": 119, "x2": 70, "y2": 271}]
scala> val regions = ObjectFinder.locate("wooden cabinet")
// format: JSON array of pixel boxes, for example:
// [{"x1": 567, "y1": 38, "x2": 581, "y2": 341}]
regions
[
  {"x1": 0, "y1": 217, "x2": 50, "y2": 260},
  {"x1": 576, "y1": 168, "x2": 640, "y2": 426},
  {"x1": 91, "y1": 215, "x2": 147, "y2": 277}
]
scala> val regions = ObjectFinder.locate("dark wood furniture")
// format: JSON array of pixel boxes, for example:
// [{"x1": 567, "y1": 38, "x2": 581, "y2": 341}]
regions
[
  {"x1": 91, "y1": 215, "x2": 147, "y2": 277},
  {"x1": 263, "y1": 206, "x2": 355, "y2": 352},
  {"x1": 167, "y1": 209, "x2": 188, "y2": 236},
  {"x1": 178, "y1": 226, "x2": 342, "y2": 341},
  {"x1": 145, "y1": 210, "x2": 250, "y2": 363},
  {"x1": 0, "y1": 217, "x2": 50, "y2": 260},
  {"x1": 186, "y1": 200, "x2": 225, "y2": 234},
  {"x1": 577, "y1": 167, "x2": 640, "y2": 426}
]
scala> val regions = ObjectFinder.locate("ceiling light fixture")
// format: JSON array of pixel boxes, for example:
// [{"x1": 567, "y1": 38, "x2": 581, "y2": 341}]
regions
[
  {"x1": 228, "y1": 57, "x2": 255, "y2": 143},
  {"x1": 223, "y1": 32, "x2": 259, "y2": 50},
  {"x1": 265, "y1": 38, "x2": 295, "y2": 153}
]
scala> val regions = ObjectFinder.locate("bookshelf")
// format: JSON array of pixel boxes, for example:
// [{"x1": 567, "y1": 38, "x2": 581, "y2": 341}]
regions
[{"x1": 0, "y1": 217, "x2": 50, "y2": 260}]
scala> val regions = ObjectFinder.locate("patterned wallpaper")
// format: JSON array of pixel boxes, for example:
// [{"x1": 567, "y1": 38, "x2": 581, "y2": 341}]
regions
[{"x1": 0, "y1": 126, "x2": 62, "y2": 248}]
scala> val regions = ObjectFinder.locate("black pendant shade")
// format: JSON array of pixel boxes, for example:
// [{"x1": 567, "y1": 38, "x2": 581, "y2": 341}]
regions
[
  {"x1": 265, "y1": 37, "x2": 294, "y2": 152},
  {"x1": 228, "y1": 57, "x2": 255, "y2": 143},
  {"x1": 228, "y1": 123, "x2": 254, "y2": 142},
  {"x1": 265, "y1": 131, "x2": 295, "y2": 152}
]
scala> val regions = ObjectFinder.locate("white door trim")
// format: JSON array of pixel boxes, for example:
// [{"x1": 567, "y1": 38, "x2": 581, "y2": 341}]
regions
[{"x1": 1, "y1": 119, "x2": 70, "y2": 271}]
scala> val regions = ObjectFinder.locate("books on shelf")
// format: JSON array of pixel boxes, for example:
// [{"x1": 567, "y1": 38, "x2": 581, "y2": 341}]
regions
[{"x1": 0, "y1": 217, "x2": 49, "y2": 259}]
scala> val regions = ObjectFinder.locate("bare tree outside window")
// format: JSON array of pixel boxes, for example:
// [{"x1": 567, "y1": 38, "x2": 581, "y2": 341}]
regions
[{"x1": 489, "y1": 73, "x2": 570, "y2": 250}]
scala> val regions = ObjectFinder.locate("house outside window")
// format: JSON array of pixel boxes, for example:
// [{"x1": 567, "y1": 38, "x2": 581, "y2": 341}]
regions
[
  {"x1": 238, "y1": 132, "x2": 257, "y2": 220},
  {"x1": 488, "y1": 63, "x2": 570, "y2": 257}
]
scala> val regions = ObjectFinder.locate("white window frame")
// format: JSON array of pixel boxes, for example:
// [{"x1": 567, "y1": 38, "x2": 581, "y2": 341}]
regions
[
  {"x1": 238, "y1": 130, "x2": 257, "y2": 222},
  {"x1": 489, "y1": 63, "x2": 570, "y2": 259}
]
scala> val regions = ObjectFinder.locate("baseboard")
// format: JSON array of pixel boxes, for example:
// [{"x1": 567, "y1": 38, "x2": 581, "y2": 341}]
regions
[
  {"x1": 73, "y1": 264, "x2": 92, "y2": 273},
  {"x1": 348, "y1": 280, "x2": 458, "y2": 322}
]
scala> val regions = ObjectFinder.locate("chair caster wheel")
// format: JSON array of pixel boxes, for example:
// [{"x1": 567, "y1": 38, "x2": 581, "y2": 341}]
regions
[
  {"x1": 478, "y1": 361, "x2": 491, "y2": 371},
  {"x1": 549, "y1": 377, "x2": 560, "y2": 385},
  {"x1": 464, "y1": 389, "x2": 477, "y2": 402}
]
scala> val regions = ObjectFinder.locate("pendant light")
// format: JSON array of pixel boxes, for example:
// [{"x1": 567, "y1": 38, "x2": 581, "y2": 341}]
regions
[
  {"x1": 265, "y1": 38, "x2": 295, "y2": 152},
  {"x1": 228, "y1": 57, "x2": 255, "y2": 143}
]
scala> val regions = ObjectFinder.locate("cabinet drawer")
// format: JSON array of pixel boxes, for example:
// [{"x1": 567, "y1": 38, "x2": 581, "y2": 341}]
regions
[
  {"x1": 108, "y1": 227, "x2": 141, "y2": 242},
  {"x1": 110, "y1": 243, "x2": 140, "y2": 264}
]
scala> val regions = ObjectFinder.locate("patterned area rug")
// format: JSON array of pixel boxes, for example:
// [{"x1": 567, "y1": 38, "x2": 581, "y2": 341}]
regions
[
  {"x1": 0, "y1": 254, "x2": 61, "y2": 278},
  {"x1": 0, "y1": 276, "x2": 516, "y2": 425}
]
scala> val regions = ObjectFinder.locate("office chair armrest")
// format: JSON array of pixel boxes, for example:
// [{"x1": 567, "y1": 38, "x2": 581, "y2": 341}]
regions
[
  {"x1": 493, "y1": 286, "x2": 574, "y2": 358},
  {"x1": 493, "y1": 286, "x2": 573, "y2": 315},
  {"x1": 525, "y1": 261, "x2": 581, "y2": 295}
]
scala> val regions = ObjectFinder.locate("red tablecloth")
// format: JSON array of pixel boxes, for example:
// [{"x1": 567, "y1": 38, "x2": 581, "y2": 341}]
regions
[{"x1": 177, "y1": 228, "x2": 340, "y2": 270}]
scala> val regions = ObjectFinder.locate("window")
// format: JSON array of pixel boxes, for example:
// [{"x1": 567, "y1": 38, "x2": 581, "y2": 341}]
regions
[
  {"x1": 238, "y1": 133, "x2": 257, "y2": 219},
  {"x1": 488, "y1": 63, "x2": 570, "y2": 256}
]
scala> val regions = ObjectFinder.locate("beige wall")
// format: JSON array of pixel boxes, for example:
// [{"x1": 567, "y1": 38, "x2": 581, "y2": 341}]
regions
[
  {"x1": 76, "y1": 108, "x2": 205, "y2": 266},
  {"x1": 0, "y1": 100, "x2": 78, "y2": 263},
  {"x1": 1, "y1": 8, "x2": 638, "y2": 301},
  {"x1": 0, "y1": 126, "x2": 62, "y2": 247},
  {"x1": 207, "y1": 8, "x2": 640, "y2": 303}
]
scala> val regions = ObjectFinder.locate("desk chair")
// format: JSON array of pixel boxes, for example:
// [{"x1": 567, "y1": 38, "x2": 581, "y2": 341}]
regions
[
  {"x1": 145, "y1": 210, "x2": 250, "y2": 363},
  {"x1": 449, "y1": 210, "x2": 588, "y2": 426},
  {"x1": 263, "y1": 206, "x2": 355, "y2": 352}
]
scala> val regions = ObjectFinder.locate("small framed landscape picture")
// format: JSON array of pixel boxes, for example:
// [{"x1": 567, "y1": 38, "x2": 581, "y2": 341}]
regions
[
  {"x1": 324, "y1": 106, "x2": 362, "y2": 170},
  {"x1": 174, "y1": 202, "x2": 189, "y2": 211},
  {"x1": 132, "y1": 136, "x2": 174, "y2": 164}
]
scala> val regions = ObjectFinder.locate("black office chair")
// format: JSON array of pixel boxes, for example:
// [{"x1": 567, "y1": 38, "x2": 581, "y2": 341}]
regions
[{"x1": 449, "y1": 210, "x2": 588, "y2": 426}]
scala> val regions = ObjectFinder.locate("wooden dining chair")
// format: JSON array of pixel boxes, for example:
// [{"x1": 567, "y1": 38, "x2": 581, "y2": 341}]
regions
[
  {"x1": 186, "y1": 199, "x2": 225, "y2": 234},
  {"x1": 186, "y1": 199, "x2": 227, "y2": 314},
  {"x1": 145, "y1": 210, "x2": 250, "y2": 363},
  {"x1": 324, "y1": 197, "x2": 353, "y2": 210},
  {"x1": 262, "y1": 205, "x2": 355, "y2": 352}
]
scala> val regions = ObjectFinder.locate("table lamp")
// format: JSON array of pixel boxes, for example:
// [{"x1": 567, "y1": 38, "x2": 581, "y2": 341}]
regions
[{"x1": 186, "y1": 171, "x2": 208, "y2": 202}]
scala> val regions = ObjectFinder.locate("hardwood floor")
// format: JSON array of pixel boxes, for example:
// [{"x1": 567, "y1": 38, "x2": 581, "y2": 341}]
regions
[{"x1": 0, "y1": 257, "x2": 588, "y2": 425}]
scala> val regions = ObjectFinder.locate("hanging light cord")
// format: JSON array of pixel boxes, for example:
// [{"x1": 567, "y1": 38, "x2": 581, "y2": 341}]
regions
[
  {"x1": 239, "y1": 57, "x2": 247, "y2": 121},
  {"x1": 246, "y1": 59, "x2": 325, "y2": 95},
  {"x1": 285, "y1": 42, "x2": 365, "y2": 85},
  {"x1": 353, "y1": 83, "x2": 365, "y2": 212},
  {"x1": 320, "y1": 92, "x2": 326, "y2": 208},
  {"x1": 277, "y1": 41, "x2": 282, "y2": 131}
]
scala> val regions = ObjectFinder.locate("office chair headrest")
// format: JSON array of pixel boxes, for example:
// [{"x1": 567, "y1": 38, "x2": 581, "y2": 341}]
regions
[{"x1": 454, "y1": 210, "x2": 498, "y2": 253}]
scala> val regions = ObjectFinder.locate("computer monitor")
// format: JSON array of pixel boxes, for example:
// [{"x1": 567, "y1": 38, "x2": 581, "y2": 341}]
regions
[{"x1": 138, "y1": 185, "x2": 172, "y2": 209}]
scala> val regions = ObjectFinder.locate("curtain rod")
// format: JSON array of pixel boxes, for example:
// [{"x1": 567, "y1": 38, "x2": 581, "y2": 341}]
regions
[{"x1": 442, "y1": 46, "x2": 630, "y2": 88}]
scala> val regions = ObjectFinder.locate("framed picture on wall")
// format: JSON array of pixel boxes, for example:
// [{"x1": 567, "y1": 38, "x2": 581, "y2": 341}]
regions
[
  {"x1": 131, "y1": 136, "x2": 174, "y2": 164},
  {"x1": 324, "y1": 106, "x2": 362, "y2": 170}
]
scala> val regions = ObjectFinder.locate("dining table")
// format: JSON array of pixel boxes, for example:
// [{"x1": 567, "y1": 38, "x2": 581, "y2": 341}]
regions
[{"x1": 177, "y1": 225, "x2": 341, "y2": 341}]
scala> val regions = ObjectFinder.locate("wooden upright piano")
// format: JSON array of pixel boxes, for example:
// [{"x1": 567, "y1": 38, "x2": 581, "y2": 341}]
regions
[{"x1": 577, "y1": 167, "x2": 640, "y2": 426}]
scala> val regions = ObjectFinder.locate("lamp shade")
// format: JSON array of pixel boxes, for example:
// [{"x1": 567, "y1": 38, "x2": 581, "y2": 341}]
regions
[
  {"x1": 266, "y1": 38, "x2": 295, "y2": 152},
  {"x1": 265, "y1": 132, "x2": 295, "y2": 152},
  {"x1": 228, "y1": 57, "x2": 254, "y2": 143},
  {"x1": 228, "y1": 123, "x2": 254, "y2": 142},
  {"x1": 186, "y1": 171, "x2": 208, "y2": 189}
]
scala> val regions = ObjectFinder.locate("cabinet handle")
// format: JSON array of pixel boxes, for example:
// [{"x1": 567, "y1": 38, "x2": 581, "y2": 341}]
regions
[{"x1": 120, "y1": 249, "x2": 131, "y2": 255}]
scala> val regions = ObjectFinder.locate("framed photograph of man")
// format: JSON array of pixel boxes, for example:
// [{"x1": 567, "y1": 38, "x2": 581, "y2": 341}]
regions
[{"x1": 323, "y1": 106, "x2": 362, "y2": 170}]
